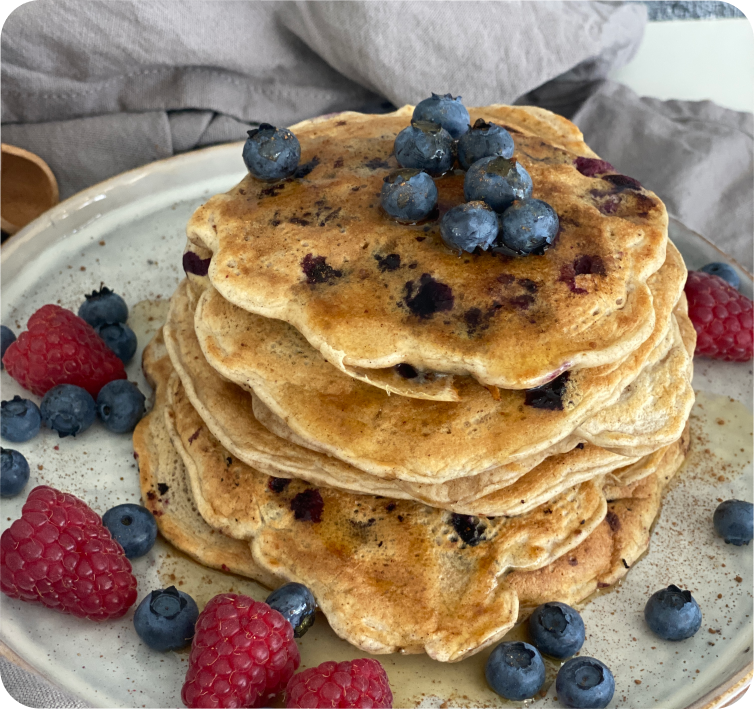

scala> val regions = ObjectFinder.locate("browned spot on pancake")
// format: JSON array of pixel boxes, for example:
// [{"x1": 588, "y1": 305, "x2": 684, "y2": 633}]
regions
[
  {"x1": 268, "y1": 477, "x2": 291, "y2": 493},
  {"x1": 365, "y1": 157, "x2": 390, "y2": 170},
  {"x1": 403, "y1": 274, "x2": 454, "y2": 319},
  {"x1": 375, "y1": 253, "x2": 401, "y2": 272},
  {"x1": 146, "y1": 490, "x2": 157, "y2": 501},
  {"x1": 524, "y1": 372, "x2": 570, "y2": 410},
  {"x1": 336, "y1": 120, "x2": 347, "y2": 126},
  {"x1": 509, "y1": 294, "x2": 535, "y2": 310},
  {"x1": 603, "y1": 173, "x2": 642, "y2": 191},
  {"x1": 157, "y1": 483, "x2": 169, "y2": 495},
  {"x1": 289, "y1": 217, "x2": 310, "y2": 226},
  {"x1": 260, "y1": 183, "x2": 286, "y2": 197},
  {"x1": 333, "y1": 157, "x2": 344, "y2": 168},
  {"x1": 290, "y1": 489, "x2": 324, "y2": 522},
  {"x1": 606, "y1": 509, "x2": 621, "y2": 532},
  {"x1": 497, "y1": 273, "x2": 515, "y2": 285},
  {"x1": 386, "y1": 502, "x2": 396, "y2": 512},
  {"x1": 301, "y1": 254, "x2": 343, "y2": 284}
]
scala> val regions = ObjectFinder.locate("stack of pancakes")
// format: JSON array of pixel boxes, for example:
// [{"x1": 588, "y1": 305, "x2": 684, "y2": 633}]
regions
[{"x1": 134, "y1": 105, "x2": 695, "y2": 663}]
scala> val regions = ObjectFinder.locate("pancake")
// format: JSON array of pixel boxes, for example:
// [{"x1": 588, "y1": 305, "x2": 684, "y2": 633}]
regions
[
  {"x1": 133, "y1": 331, "x2": 686, "y2": 662},
  {"x1": 132, "y1": 328, "x2": 282, "y2": 588},
  {"x1": 156, "y1": 337, "x2": 608, "y2": 663},
  {"x1": 186, "y1": 105, "x2": 668, "y2": 390},
  {"x1": 192, "y1": 244, "x2": 687, "y2": 483}
]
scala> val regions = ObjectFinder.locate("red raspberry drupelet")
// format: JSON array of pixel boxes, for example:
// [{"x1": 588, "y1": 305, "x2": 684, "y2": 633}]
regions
[
  {"x1": 182, "y1": 593, "x2": 300, "y2": 708},
  {"x1": 286, "y1": 658, "x2": 393, "y2": 708},
  {"x1": 685, "y1": 270, "x2": 753, "y2": 362},
  {"x1": 2, "y1": 304, "x2": 126, "y2": 397},
  {"x1": 0, "y1": 486, "x2": 137, "y2": 620}
]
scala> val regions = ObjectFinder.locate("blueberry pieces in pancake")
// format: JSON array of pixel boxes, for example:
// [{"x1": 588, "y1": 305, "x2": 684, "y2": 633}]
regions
[{"x1": 187, "y1": 104, "x2": 668, "y2": 390}]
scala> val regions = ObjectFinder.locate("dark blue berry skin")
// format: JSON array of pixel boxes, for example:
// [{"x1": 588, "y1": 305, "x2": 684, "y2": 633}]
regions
[
  {"x1": 485, "y1": 641, "x2": 545, "y2": 701},
  {"x1": 528, "y1": 602, "x2": 585, "y2": 659},
  {"x1": 96, "y1": 322, "x2": 137, "y2": 365},
  {"x1": 701, "y1": 262, "x2": 740, "y2": 290},
  {"x1": 394, "y1": 121, "x2": 455, "y2": 176},
  {"x1": 1, "y1": 325, "x2": 16, "y2": 369},
  {"x1": 40, "y1": 384, "x2": 96, "y2": 438},
  {"x1": 1, "y1": 448, "x2": 30, "y2": 498},
  {"x1": 713, "y1": 499, "x2": 753, "y2": 546},
  {"x1": 499, "y1": 198, "x2": 559, "y2": 255},
  {"x1": 381, "y1": 169, "x2": 438, "y2": 223},
  {"x1": 645, "y1": 585, "x2": 702, "y2": 641},
  {"x1": 440, "y1": 201, "x2": 499, "y2": 254},
  {"x1": 266, "y1": 582, "x2": 317, "y2": 638},
  {"x1": 243, "y1": 123, "x2": 301, "y2": 181},
  {"x1": 103, "y1": 503, "x2": 158, "y2": 559},
  {"x1": 413, "y1": 93, "x2": 470, "y2": 139},
  {"x1": 133, "y1": 586, "x2": 199, "y2": 652},
  {"x1": 1, "y1": 396, "x2": 41, "y2": 443},
  {"x1": 464, "y1": 156, "x2": 532, "y2": 213},
  {"x1": 457, "y1": 119, "x2": 514, "y2": 170},
  {"x1": 556, "y1": 657, "x2": 615, "y2": 709},
  {"x1": 96, "y1": 380, "x2": 146, "y2": 434},
  {"x1": 78, "y1": 287, "x2": 128, "y2": 329}
]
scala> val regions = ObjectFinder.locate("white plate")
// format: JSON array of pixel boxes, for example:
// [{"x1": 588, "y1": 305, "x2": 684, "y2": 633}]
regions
[{"x1": 1, "y1": 144, "x2": 752, "y2": 709}]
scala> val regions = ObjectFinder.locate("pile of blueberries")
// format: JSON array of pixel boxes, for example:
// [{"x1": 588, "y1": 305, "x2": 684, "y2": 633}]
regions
[
  {"x1": 382, "y1": 93, "x2": 559, "y2": 257},
  {"x1": 0, "y1": 287, "x2": 146, "y2": 499},
  {"x1": 239, "y1": 95, "x2": 558, "y2": 257}
]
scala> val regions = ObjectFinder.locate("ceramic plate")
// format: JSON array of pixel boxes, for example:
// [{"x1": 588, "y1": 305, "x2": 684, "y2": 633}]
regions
[{"x1": 1, "y1": 143, "x2": 752, "y2": 709}]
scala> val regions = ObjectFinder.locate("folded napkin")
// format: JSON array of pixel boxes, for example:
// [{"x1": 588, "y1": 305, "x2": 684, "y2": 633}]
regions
[{"x1": 1, "y1": 1, "x2": 751, "y2": 706}]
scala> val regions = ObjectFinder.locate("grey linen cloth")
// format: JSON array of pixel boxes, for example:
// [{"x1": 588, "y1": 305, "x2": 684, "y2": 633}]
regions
[{"x1": 0, "y1": 2, "x2": 752, "y2": 707}]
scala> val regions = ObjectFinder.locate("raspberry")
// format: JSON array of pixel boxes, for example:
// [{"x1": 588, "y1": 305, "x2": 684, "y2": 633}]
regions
[
  {"x1": 685, "y1": 270, "x2": 753, "y2": 361},
  {"x1": 286, "y1": 659, "x2": 393, "y2": 708},
  {"x1": 0, "y1": 486, "x2": 137, "y2": 621},
  {"x1": 182, "y1": 593, "x2": 300, "y2": 708},
  {"x1": 2, "y1": 304, "x2": 127, "y2": 397}
]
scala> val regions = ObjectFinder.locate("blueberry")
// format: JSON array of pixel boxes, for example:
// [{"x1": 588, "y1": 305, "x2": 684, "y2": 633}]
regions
[
  {"x1": 266, "y1": 582, "x2": 317, "y2": 638},
  {"x1": 96, "y1": 380, "x2": 146, "y2": 433},
  {"x1": 644, "y1": 584, "x2": 702, "y2": 641},
  {"x1": 485, "y1": 641, "x2": 545, "y2": 701},
  {"x1": 1, "y1": 396, "x2": 41, "y2": 443},
  {"x1": 556, "y1": 657, "x2": 615, "y2": 709},
  {"x1": 40, "y1": 384, "x2": 96, "y2": 438},
  {"x1": 380, "y1": 169, "x2": 438, "y2": 223},
  {"x1": 498, "y1": 198, "x2": 559, "y2": 256},
  {"x1": 78, "y1": 286, "x2": 128, "y2": 329},
  {"x1": 440, "y1": 201, "x2": 499, "y2": 254},
  {"x1": 96, "y1": 322, "x2": 137, "y2": 364},
  {"x1": 412, "y1": 93, "x2": 470, "y2": 139},
  {"x1": 528, "y1": 602, "x2": 585, "y2": 658},
  {"x1": 394, "y1": 120, "x2": 455, "y2": 176},
  {"x1": 103, "y1": 503, "x2": 158, "y2": 558},
  {"x1": 713, "y1": 499, "x2": 753, "y2": 546},
  {"x1": 1, "y1": 448, "x2": 30, "y2": 498},
  {"x1": 133, "y1": 586, "x2": 199, "y2": 651},
  {"x1": 243, "y1": 123, "x2": 301, "y2": 181},
  {"x1": 464, "y1": 156, "x2": 532, "y2": 213},
  {"x1": 457, "y1": 119, "x2": 514, "y2": 170},
  {"x1": 1, "y1": 325, "x2": 16, "y2": 369},
  {"x1": 700, "y1": 262, "x2": 740, "y2": 290}
]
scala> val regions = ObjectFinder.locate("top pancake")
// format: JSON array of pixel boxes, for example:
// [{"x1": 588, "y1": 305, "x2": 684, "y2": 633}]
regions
[{"x1": 187, "y1": 104, "x2": 668, "y2": 390}]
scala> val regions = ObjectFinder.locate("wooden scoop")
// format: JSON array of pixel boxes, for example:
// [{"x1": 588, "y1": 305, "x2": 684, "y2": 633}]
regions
[{"x1": 1, "y1": 143, "x2": 59, "y2": 237}]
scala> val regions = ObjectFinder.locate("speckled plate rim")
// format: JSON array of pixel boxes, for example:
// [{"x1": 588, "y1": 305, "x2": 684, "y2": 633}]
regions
[{"x1": 0, "y1": 140, "x2": 752, "y2": 709}]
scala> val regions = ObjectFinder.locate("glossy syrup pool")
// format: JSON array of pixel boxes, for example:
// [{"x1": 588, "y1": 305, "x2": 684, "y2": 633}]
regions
[{"x1": 0, "y1": 149, "x2": 751, "y2": 708}]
